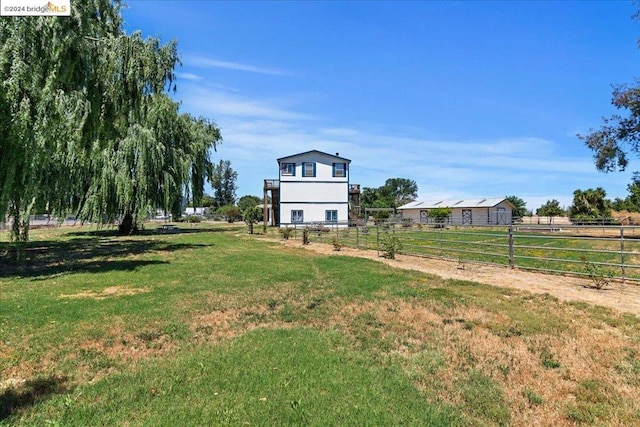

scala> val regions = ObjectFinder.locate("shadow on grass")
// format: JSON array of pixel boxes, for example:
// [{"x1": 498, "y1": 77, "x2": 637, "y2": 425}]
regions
[
  {"x1": 0, "y1": 375, "x2": 71, "y2": 421},
  {"x1": 0, "y1": 237, "x2": 210, "y2": 279},
  {"x1": 66, "y1": 225, "x2": 236, "y2": 238}
]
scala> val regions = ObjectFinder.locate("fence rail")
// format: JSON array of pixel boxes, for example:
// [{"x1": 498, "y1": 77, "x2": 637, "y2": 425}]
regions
[{"x1": 284, "y1": 222, "x2": 640, "y2": 282}]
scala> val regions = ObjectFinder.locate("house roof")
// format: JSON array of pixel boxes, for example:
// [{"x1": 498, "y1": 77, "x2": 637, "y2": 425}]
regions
[
  {"x1": 398, "y1": 198, "x2": 515, "y2": 210},
  {"x1": 277, "y1": 149, "x2": 351, "y2": 163}
]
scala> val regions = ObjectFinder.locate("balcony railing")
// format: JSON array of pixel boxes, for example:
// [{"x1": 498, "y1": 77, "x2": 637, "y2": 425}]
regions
[{"x1": 264, "y1": 179, "x2": 280, "y2": 189}]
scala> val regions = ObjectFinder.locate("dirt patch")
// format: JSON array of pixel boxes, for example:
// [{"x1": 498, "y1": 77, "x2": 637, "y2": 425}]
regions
[
  {"x1": 59, "y1": 286, "x2": 150, "y2": 300},
  {"x1": 281, "y1": 240, "x2": 640, "y2": 316}
]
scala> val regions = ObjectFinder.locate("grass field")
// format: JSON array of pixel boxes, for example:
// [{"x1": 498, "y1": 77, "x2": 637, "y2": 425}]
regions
[{"x1": 1, "y1": 223, "x2": 640, "y2": 425}]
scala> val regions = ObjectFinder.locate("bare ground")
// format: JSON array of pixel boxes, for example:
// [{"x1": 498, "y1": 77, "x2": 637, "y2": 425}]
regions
[{"x1": 281, "y1": 240, "x2": 640, "y2": 316}]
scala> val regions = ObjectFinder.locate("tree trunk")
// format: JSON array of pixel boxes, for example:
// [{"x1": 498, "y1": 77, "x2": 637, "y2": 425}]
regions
[
  {"x1": 8, "y1": 201, "x2": 29, "y2": 263},
  {"x1": 118, "y1": 212, "x2": 138, "y2": 235}
]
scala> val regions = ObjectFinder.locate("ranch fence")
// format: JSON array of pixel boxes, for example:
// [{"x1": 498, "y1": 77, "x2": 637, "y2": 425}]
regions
[{"x1": 282, "y1": 221, "x2": 640, "y2": 283}]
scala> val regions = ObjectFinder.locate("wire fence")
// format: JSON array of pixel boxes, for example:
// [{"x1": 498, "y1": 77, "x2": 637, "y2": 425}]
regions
[{"x1": 282, "y1": 221, "x2": 640, "y2": 283}]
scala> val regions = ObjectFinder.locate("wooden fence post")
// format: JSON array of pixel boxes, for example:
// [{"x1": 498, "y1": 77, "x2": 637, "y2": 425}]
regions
[
  {"x1": 621, "y1": 226, "x2": 626, "y2": 284},
  {"x1": 509, "y1": 225, "x2": 515, "y2": 268}
]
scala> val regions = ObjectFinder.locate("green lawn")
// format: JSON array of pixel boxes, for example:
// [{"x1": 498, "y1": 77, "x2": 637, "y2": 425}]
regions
[{"x1": 1, "y1": 224, "x2": 639, "y2": 425}]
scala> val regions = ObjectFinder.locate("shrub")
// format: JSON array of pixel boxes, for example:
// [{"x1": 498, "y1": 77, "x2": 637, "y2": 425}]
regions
[
  {"x1": 243, "y1": 206, "x2": 263, "y2": 234},
  {"x1": 217, "y1": 204, "x2": 242, "y2": 223},
  {"x1": 185, "y1": 215, "x2": 202, "y2": 223},
  {"x1": 580, "y1": 256, "x2": 613, "y2": 290},
  {"x1": 380, "y1": 233, "x2": 402, "y2": 259},
  {"x1": 332, "y1": 236, "x2": 343, "y2": 251},
  {"x1": 280, "y1": 227, "x2": 293, "y2": 240}
]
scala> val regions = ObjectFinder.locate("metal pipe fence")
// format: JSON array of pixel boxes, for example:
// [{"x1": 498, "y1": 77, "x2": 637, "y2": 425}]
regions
[{"x1": 285, "y1": 222, "x2": 640, "y2": 282}]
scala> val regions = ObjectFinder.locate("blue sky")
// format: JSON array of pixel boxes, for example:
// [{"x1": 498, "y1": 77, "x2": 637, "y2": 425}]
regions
[{"x1": 122, "y1": 0, "x2": 640, "y2": 211}]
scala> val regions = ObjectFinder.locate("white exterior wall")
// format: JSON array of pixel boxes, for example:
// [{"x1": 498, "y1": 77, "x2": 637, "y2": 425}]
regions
[
  {"x1": 401, "y1": 204, "x2": 513, "y2": 225},
  {"x1": 280, "y1": 203, "x2": 349, "y2": 226},
  {"x1": 278, "y1": 151, "x2": 350, "y2": 227},
  {"x1": 280, "y1": 182, "x2": 347, "y2": 203}
]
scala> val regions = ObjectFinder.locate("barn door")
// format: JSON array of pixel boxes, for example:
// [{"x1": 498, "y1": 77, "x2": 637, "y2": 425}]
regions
[
  {"x1": 462, "y1": 209, "x2": 472, "y2": 225},
  {"x1": 496, "y1": 207, "x2": 506, "y2": 225},
  {"x1": 420, "y1": 210, "x2": 428, "y2": 223}
]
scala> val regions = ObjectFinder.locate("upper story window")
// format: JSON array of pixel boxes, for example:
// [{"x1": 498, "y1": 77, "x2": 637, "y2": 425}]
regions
[
  {"x1": 281, "y1": 162, "x2": 295, "y2": 176},
  {"x1": 303, "y1": 162, "x2": 316, "y2": 177},
  {"x1": 333, "y1": 163, "x2": 346, "y2": 177}
]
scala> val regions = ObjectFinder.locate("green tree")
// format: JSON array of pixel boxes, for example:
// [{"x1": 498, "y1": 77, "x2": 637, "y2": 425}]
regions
[
  {"x1": 79, "y1": 97, "x2": 220, "y2": 234},
  {"x1": 568, "y1": 187, "x2": 611, "y2": 220},
  {"x1": 611, "y1": 173, "x2": 640, "y2": 212},
  {"x1": 211, "y1": 160, "x2": 238, "y2": 208},
  {"x1": 578, "y1": 8, "x2": 640, "y2": 176},
  {"x1": 536, "y1": 200, "x2": 564, "y2": 224},
  {"x1": 381, "y1": 178, "x2": 418, "y2": 208},
  {"x1": 428, "y1": 207, "x2": 452, "y2": 228},
  {"x1": 360, "y1": 178, "x2": 418, "y2": 210},
  {"x1": 0, "y1": 1, "x2": 221, "y2": 240},
  {"x1": 611, "y1": 197, "x2": 628, "y2": 212},
  {"x1": 360, "y1": 187, "x2": 382, "y2": 209},
  {"x1": 370, "y1": 199, "x2": 392, "y2": 222},
  {"x1": 217, "y1": 204, "x2": 242, "y2": 223},
  {"x1": 506, "y1": 195, "x2": 527, "y2": 219},
  {"x1": 243, "y1": 205, "x2": 263, "y2": 234},
  {"x1": 238, "y1": 195, "x2": 261, "y2": 212},
  {"x1": 624, "y1": 173, "x2": 640, "y2": 212},
  {"x1": 200, "y1": 194, "x2": 217, "y2": 208},
  {"x1": 0, "y1": 1, "x2": 123, "y2": 242}
]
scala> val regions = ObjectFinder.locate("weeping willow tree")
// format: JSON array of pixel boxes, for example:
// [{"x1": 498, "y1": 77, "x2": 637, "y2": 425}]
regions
[
  {"x1": 77, "y1": 94, "x2": 220, "y2": 233},
  {"x1": 0, "y1": 1, "x2": 119, "y2": 242},
  {"x1": 0, "y1": 0, "x2": 221, "y2": 242}
]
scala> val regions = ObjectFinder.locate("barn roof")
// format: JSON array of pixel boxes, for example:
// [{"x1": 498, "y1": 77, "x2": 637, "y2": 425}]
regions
[{"x1": 398, "y1": 198, "x2": 515, "y2": 210}]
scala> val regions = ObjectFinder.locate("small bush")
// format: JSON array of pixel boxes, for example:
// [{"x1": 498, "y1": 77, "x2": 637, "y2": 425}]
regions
[
  {"x1": 332, "y1": 236, "x2": 343, "y2": 251},
  {"x1": 580, "y1": 256, "x2": 613, "y2": 290},
  {"x1": 185, "y1": 215, "x2": 202, "y2": 223},
  {"x1": 380, "y1": 233, "x2": 402, "y2": 259},
  {"x1": 280, "y1": 227, "x2": 293, "y2": 240}
]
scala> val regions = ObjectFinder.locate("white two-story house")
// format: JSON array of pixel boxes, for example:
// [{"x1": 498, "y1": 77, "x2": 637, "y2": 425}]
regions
[{"x1": 264, "y1": 150, "x2": 358, "y2": 227}]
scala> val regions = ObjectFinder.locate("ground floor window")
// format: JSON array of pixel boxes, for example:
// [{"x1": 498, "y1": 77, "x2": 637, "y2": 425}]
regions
[
  {"x1": 292, "y1": 210, "x2": 304, "y2": 223},
  {"x1": 325, "y1": 210, "x2": 338, "y2": 222}
]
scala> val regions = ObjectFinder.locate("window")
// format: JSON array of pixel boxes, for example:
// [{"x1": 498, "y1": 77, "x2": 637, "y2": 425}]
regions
[
  {"x1": 303, "y1": 162, "x2": 315, "y2": 177},
  {"x1": 281, "y1": 162, "x2": 295, "y2": 176},
  {"x1": 291, "y1": 210, "x2": 304, "y2": 223},
  {"x1": 333, "y1": 163, "x2": 346, "y2": 177},
  {"x1": 325, "y1": 210, "x2": 338, "y2": 222}
]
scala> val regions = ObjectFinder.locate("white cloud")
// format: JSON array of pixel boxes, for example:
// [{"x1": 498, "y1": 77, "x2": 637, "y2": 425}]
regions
[
  {"x1": 184, "y1": 55, "x2": 290, "y2": 76},
  {"x1": 176, "y1": 72, "x2": 203, "y2": 81},
  {"x1": 180, "y1": 85, "x2": 314, "y2": 121},
  {"x1": 172, "y1": 80, "x2": 628, "y2": 202}
]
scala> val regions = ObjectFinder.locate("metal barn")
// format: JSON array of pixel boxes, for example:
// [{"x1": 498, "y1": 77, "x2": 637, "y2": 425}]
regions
[{"x1": 398, "y1": 198, "x2": 516, "y2": 226}]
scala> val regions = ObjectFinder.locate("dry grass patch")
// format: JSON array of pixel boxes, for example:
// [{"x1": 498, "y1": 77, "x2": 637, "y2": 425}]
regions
[
  {"x1": 324, "y1": 295, "x2": 640, "y2": 426},
  {"x1": 59, "y1": 286, "x2": 150, "y2": 300}
]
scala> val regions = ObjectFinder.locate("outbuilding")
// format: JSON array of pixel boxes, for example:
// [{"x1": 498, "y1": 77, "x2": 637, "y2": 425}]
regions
[{"x1": 398, "y1": 198, "x2": 515, "y2": 226}]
